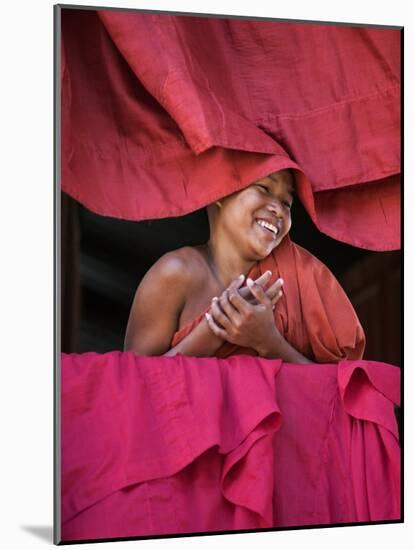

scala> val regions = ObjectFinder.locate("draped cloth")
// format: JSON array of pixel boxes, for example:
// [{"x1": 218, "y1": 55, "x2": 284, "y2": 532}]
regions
[
  {"x1": 172, "y1": 237, "x2": 366, "y2": 362},
  {"x1": 60, "y1": 352, "x2": 400, "y2": 542},
  {"x1": 60, "y1": 9, "x2": 400, "y2": 250},
  {"x1": 59, "y1": 10, "x2": 400, "y2": 543}
]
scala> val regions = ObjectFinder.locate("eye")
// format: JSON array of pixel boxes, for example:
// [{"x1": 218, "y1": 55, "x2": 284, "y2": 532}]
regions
[
  {"x1": 283, "y1": 200, "x2": 292, "y2": 209},
  {"x1": 256, "y1": 184, "x2": 269, "y2": 193}
]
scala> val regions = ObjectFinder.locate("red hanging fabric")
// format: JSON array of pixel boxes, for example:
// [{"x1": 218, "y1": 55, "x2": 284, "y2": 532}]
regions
[
  {"x1": 61, "y1": 9, "x2": 400, "y2": 250},
  {"x1": 60, "y1": 352, "x2": 400, "y2": 541}
]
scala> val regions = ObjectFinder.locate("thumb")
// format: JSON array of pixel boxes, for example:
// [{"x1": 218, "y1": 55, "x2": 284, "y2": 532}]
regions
[
  {"x1": 246, "y1": 277, "x2": 270, "y2": 306},
  {"x1": 228, "y1": 274, "x2": 245, "y2": 290}
]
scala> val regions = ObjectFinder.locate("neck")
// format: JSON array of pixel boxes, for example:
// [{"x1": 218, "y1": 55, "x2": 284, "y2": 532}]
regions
[{"x1": 206, "y1": 232, "x2": 256, "y2": 288}]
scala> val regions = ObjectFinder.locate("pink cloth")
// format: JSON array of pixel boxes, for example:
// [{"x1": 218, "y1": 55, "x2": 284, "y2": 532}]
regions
[
  {"x1": 61, "y1": 10, "x2": 400, "y2": 250},
  {"x1": 60, "y1": 352, "x2": 400, "y2": 541}
]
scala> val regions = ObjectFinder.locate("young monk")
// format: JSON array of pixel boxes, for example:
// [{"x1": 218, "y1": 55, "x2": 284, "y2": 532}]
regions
[{"x1": 124, "y1": 169, "x2": 365, "y2": 362}]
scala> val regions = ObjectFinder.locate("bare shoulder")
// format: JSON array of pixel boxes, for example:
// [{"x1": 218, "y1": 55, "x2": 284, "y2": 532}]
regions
[
  {"x1": 135, "y1": 246, "x2": 209, "y2": 306},
  {"x1": 144, "y1": 246, "x2": 206, "y2": 287},
  {"x1": 124, "y1": 246, "x2": 206, "y2": 354}
]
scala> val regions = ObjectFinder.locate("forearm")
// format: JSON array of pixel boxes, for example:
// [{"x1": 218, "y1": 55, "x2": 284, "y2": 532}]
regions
[
  {"x1": 164, "y1": 317, "x2": 224, "y2": 357},
  {"x1": 256, "y1": 331, "x2": 313, "y2": 364}
]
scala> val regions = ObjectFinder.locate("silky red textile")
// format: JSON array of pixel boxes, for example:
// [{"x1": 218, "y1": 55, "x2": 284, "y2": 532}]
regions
[
  {"x1": 61, "y1": 10, "x2": 400, "y2": 250},
  {"x1": 61, "y1": 352, "x2": 400, "y2": 541},
  {"x1": 172, "y1": 237, "x2": 365, "y2": 362}
]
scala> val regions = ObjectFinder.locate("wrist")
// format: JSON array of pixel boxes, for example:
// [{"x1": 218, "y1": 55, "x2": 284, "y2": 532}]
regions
[
  {"x1": 255, "y1": 327, "x2": 283, "y2": 358},
  {"x1": 200, "y1": 316, "x2": 225, "y2": 348}
]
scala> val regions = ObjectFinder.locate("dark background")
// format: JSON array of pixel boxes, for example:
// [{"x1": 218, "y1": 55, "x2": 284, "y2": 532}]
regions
[{"x1": 61, "y1": 192, "x2": 401, "y2": 366}]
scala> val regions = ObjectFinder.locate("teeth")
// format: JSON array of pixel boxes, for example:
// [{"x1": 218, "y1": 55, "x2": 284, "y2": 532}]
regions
[{"x1": 257, "y1": 219, "x2": 279, "y2": 236}]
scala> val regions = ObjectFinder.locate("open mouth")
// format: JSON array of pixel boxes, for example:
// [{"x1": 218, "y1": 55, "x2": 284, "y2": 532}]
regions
[{"x1": 256, "y1": 219, "x2": 279, "y2": 239}]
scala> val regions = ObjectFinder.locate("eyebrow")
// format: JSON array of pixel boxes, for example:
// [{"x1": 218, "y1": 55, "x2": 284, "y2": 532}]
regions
[{"x1": 266, "y1": 173, "x2": 296, "y2": 196}]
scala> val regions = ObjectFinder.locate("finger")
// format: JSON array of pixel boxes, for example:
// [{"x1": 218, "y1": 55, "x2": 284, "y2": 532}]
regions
[
  {"x1": 227, "y1": 274, "x2": 245, "y2": 291},
  {"x1": 226, "y1": 287, "x2": 252, "y2": 315},
  {"x1": 271, "y1": 290, "x2": 283, "y2": 309},
  {"x1": 219, "y1": 290, "x2": 241, "y2": 320},
  {"x1": 205, "y1": 312, "x2": 227, "y2": 339},
  {"x1": 252, "y1": 270, "x2": 272, "y2": 289},
  {"x1": 246, "y1": 277, "x2": 271, "y2": 306},
  {"x1": 238, "y1": 285, "x2": 254, "y2": 302},
  {"x1": 239, "y1": 270, "x2": 272, "y2": 302},
  {"x1": 265, "y1": 278, "x2": 284, "y2": 300},
  {"x1": 210, "y1": 297, "x2": 232, "y2": 329},
  {"x1": 224, "y1": 274, "x2": 246, "y2": 302}
]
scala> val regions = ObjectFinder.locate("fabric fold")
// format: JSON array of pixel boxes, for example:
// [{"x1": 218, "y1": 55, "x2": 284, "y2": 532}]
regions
[
  {"x1": 337, "y1": 360, "x2": 400, "y2": 521},
  {"x1": 338, "y1": 360, "x2": 400, "y2": 437},
  {"x1": 60, "y1": 10, "x2": 400, "y2": 250},
  {"x1": 61, "y1": 353, "x2": 400, "y2": 541},
  {"x1": 221, "y1": 420, "x2": 279, "y2": 527},
  {"x1": 97, "y1": 12, "x2": 290, "y2": 157},
  {"x1": 61, "y1": 352, "x2": 282, "y2": 526}
]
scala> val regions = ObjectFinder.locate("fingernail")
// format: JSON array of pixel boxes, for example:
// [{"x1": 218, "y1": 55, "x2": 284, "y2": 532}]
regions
[
  {"x1": 279, "y1": 278, "x2": 284, "y2": 285},
  {"x1": 246, "y1": 278, "x2": 254, "y2": 287},
  {"x1": 212, "y1": 296, "x2": 218, "y2": 302},
  {"x1": 238, "y1": 274, "x2": 245, "y2": 280},
  {"x1": 272, "y1": 305, "x2": 276, "y2": 310},
  {"x1": 266, "y1": 270, "x2": 272, "y2": 275},
  {"x1": 205, "y1": 312, "x2": 212, "y2": 321}
]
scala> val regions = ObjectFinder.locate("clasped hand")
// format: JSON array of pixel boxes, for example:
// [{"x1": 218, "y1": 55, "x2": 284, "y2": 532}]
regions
[{"x1": 205, "y1": 271, "x2": 283, "y2": 352}]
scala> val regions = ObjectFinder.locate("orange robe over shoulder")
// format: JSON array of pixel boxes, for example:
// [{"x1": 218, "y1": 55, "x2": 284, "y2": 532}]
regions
[{"x1": 171, "y1": 237, "x2": 366, "y2": 362}]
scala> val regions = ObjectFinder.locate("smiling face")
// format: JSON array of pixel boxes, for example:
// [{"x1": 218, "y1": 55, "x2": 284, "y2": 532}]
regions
[{"x1": 216, "y1": 169, "x2": 294, "y2": 260}]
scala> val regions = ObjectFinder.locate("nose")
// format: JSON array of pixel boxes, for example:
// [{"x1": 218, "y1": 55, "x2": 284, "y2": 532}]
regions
[{"x1": 266, "y1": 200, "x2": 283, "y2": 217}]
